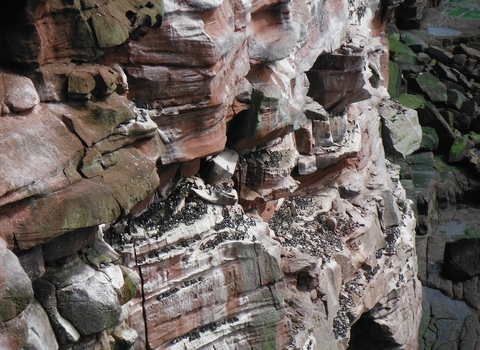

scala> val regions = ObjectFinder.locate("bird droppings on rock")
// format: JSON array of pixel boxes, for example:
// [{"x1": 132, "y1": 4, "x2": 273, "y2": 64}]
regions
[
  {"x1": 384, "y1": 226, "x2": 401, "y2": 256},
  {"x1": 269, "y1": 196, "x2": 361, "y2": 262},
  {"x1": 333, "y1": 311, "x2": 350, "y2": 339},
  {"x1": 172, "y1": 317, "x2": 240, "y2": 344},
  {"x1": 200, "y1": 206, "x2": 257, "y2": 250},
  {"x1": 157, "y1": 288, "x2": 180, "y2": 302}
]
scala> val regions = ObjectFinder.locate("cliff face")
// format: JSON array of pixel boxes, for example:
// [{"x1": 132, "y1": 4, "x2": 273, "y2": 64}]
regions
[{"x1": 0, "y1": 0, "x2": 422, "y2": 349}]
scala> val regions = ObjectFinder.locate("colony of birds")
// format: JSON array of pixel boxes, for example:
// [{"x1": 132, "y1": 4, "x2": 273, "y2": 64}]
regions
[{"x1": 268, "y1": 196, "x2": 356, "y2": 262}]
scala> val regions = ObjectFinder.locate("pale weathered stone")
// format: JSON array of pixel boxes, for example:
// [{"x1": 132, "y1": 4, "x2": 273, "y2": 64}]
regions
[
  {"x1": 56, "y1": 270, "x2": 122, "y2": 335},
  {"x1": 24, "y1": 300, "x2": 59, "y2": 350},
  {"x1": 330, "y1": 113, "x2": 349, "y2": 143},
  {"x1": 203, "y1": 149, "x2": 238, "y2": 187},
  {"x1": 85, "y1": 239, "x2": 121, "y2": 269},
  {"x1": 32, "y1": 278, "x2": 81, "y2": 345},
  {"x1": 0, "y1": 246, "x2": 34, "y2": 323},
  {"x1": 0, "y1": 312, "x2": 28, "y2": 350},
  {"x1": 379, "y1": 99, "x2": 422, "y2": 158},
  {"x1": 2, "y1": 73, "x2": 40, "y2": 113},
  {"x1": 313, "y1": 119, "x2": 334, "y2": 147},
  {"x1": 298, "y1": 155, "x2": 318, "y2": 175}
]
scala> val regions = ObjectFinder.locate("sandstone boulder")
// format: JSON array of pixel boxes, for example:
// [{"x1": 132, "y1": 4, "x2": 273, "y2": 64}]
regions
[
  {"x1": 307, "y1": 53, "x2": 371, "y2": 113},
  {"x1": 0, "y1": 242, "x2": 34, "y2": 323},
  {"x1": 42, "y1": 227, "x2": 97, "y2": 262},
  {"x1": 203, "y1": 149, "x2": 238, "y2": 187},
  {"x1": 32, "y1": 278, "x2": 81, "y2": 345},
  {"x1": 2, "y1": 73, "x2": 40, "y2": 113},
  {"x1": 425, "y1": 46, "x2": 454, "y2": 65},
  {"x1": 23, "y1": 300, "x2": 59, "y2": 350},
  {"x1": 0, "y1": 105, "x2": 84, "y2": 209},
  {"x1": 0, "y1": 312, "x2": 28, "y2": 350},
  {"x1": 55, "y1": 267, "x2": 123, "y2": 335},
  {"x1": 68, "y1": 70, "x2": 96, "y2": 100}
]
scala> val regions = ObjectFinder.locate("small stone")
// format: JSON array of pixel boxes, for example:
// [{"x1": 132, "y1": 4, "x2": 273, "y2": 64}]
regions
[
  {"x1": 453, "y1": 114, "x2": 471, "y2": 134},
  {"x1": 464, "y1": 58, "x2": 477, "y2": 75},
  {"x1": 298, "y1": 155, "x2": 318, "y2": 175},
  {"x1": 455, "y1": 43, "x2": 480, "y2": 61},
  {"x1": 417, "y1": 53, "x2": 432, "y2": 64},
  {"x1": 466, "y1": 148, "x2": 480, "y2": 172},
  {"x1": 326, "y1": 217, "x2": 337, "y2": 232}
]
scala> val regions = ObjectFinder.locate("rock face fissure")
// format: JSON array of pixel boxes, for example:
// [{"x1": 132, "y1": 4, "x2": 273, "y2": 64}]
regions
[{"x1": 0, "y1": 0, "x2": 423, "y2": 349}]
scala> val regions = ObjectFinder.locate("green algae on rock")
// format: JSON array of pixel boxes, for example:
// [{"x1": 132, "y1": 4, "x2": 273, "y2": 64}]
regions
[{"x1": 416, "y1": 72, "x2": 448, "y2": 103}]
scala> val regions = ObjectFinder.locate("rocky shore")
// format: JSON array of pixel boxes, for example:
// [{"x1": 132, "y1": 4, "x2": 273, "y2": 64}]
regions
[{"x1": 389, "y1": 0, "x2": 480, "y2": 348}]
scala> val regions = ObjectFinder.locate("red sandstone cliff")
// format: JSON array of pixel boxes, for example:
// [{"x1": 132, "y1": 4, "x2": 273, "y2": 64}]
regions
[{"x1": 0, "y1": 0, "x2": 422, "y2": 349}]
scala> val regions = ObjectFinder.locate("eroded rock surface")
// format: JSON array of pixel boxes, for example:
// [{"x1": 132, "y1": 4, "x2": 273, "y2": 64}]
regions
[{"x1": 0, "y1": 0, "x2": 423, "y2": 349}]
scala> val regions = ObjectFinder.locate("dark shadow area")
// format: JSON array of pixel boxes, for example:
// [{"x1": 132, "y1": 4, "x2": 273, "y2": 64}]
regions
[{"x1": 348, "y1": 312, "x2": 400, "y2": 350}]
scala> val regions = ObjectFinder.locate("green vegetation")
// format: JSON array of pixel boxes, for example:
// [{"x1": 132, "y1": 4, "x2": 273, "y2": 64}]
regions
[
  {"x1": 388, "y1": 61, "x2": 402, "y2": 98},
  {"x1": 397, "y1": 93, "x2": 427, "y2": 109},
  {"x1": 462, "y1": 10, "x2": 480, "y2": 19},
  {"x1": 448, "y1": 7, "x2": 469, "y2": 17},
  {"x1": 416, "y1": 73, "x2": 448, "y2": 102}
]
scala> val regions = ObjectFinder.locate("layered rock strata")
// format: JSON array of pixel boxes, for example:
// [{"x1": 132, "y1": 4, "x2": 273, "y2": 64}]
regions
[{"x1": 0, "y1": 0, "x2": 423, "y2": 349}]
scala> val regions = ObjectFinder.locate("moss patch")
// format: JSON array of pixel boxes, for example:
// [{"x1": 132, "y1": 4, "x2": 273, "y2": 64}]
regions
[
  {"x1": 416, "y1": 73, "x2": 448, "y2": 102},
  {"x1": 388, "y1": 61, "x2": 402, "y2": 99},
  {"x1": 389, "y1": 38, "x2": 417, "y2": 65},
  {"x1": 390, "y1": 38, "x2": 416, "y2": 56},
  {"x1": 397, "y1": 93, "x2": 427, "y2": 109},
  {"x1": 449, "y1": 137, "x2": 471, "y2": 162},
  {"x1": 462, "y1": 10, "x2": 480, "y2": 19},
  {"x1": 448, "y1": 7, "x2": 470, "y2": 17}
]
